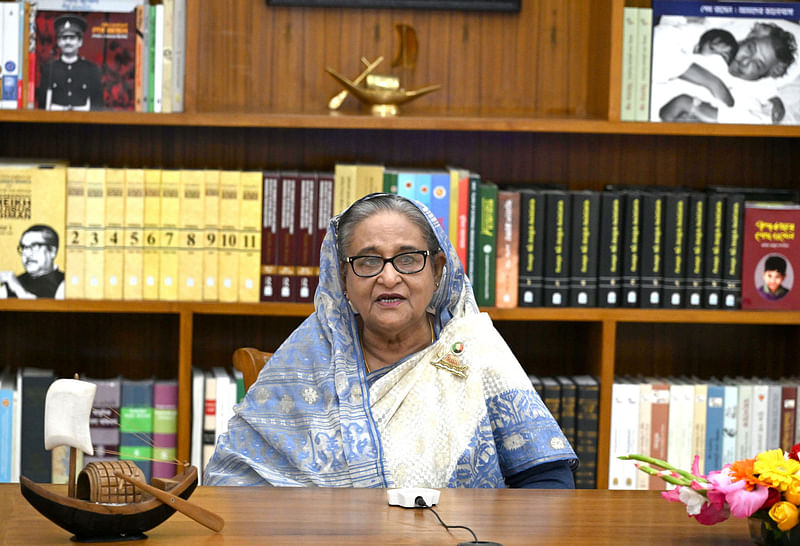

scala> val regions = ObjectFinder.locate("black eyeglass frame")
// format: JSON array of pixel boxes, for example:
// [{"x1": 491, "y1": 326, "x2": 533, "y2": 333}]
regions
[{"x1": 346, "y1": 249, "x2": 434, "y2": 278}]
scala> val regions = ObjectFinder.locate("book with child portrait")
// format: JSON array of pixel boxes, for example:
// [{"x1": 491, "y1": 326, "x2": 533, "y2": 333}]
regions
[
  {"x1": 741, "y1": 202, "x2": 800, "y2": 310},
  {"x1": 650, "y1": 1, "x2": 800, "y2": 125}
]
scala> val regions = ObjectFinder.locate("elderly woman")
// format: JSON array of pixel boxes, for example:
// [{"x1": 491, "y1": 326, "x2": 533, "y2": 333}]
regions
[{"x1": 204, "y1": 193, "x2": 577, "y2": 488}]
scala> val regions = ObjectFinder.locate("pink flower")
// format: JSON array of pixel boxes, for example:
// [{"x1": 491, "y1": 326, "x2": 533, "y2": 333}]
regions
[{"x1": 710, "y1": 467, "x2": 769, "y2": 518}]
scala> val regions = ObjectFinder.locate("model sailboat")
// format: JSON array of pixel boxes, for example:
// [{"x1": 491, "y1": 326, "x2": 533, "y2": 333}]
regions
[{"x1": 19, "y1": 377, "x2": 222, "y2": 541}]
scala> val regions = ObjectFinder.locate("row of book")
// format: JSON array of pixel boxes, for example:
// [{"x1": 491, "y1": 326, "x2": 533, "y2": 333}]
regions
[
  {"x1": 0, "y1": 367, "x2": 178, "y2": 484},
  {"x1": 8, "y1": 157, "x2": 800, "y2": 308},
  {"x1": 608, "y1": 376, "x2": 800, "y2": 490},
  {"x1": 621, "y1": 1, "x2": 800, "y2": 126},
  {"x1": 528, "y1": 374, "x2": 599, "y2": 489},
  {"x1": 0, "y1": 0, "x2": 185, "y2": 112}
]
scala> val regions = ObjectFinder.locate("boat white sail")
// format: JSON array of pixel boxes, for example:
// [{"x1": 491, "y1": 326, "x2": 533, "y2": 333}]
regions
[{"x1": 44, "y1": 378, "x2": 96, "y2": 455}]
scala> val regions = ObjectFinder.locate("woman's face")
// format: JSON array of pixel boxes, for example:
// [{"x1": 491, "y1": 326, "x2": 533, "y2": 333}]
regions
[{"x1": 342, "y1": 210, "x2": 443, "y2": 338}]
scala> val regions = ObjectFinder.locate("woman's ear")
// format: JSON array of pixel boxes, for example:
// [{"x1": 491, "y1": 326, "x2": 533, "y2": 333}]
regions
[{"x1": 434, "y1": 252, "x2": 446, "y2": 285}]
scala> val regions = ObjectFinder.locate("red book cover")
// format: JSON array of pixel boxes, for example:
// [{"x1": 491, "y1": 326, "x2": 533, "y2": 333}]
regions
[
  {"x1": 741, "y1": 203, "x2": 800, "y2": 310},
  {"x1": 260, "y1": 171, "x2": 279, "y2": 302},
  {"x1": 276, "y1": 171, "x2": 298, "y2": 302},
  {"x1": 295, "y1": 172, "x2": 317, "y2": 303},
  {"x1": 781, "y1": 384, "x2": 797, "y2": 452},
  {"x1": 313, "y1": 172, "x2": 334, "y2": 300},
  {"x1": 34, "y1": 10, "x2": 136, "y2": 110},
  {"x1": 456, "y1": 171, "x2": 470, "y2": 269}
]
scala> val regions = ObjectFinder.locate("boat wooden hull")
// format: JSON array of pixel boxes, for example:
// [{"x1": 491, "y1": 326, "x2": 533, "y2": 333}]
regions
[{"x1": 20, "y1": 466, "x2": 198, "y2": 541}]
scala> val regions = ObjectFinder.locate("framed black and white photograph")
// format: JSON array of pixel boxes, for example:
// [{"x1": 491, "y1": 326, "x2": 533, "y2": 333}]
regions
[{"x1": 266, "y1": 0, "x2": 520, "y2": 12}]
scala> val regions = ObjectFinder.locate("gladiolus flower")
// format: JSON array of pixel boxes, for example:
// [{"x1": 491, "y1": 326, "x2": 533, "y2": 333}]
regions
[
  {"x1": 769, "y1": 501, "x2": 800, "y2": 531},
  {"x1": 709, "y1": 467, "x2": 769, "y2": 518},
  {"x1": 679, "y1": 487, "x2": 708, "y2": 516}
]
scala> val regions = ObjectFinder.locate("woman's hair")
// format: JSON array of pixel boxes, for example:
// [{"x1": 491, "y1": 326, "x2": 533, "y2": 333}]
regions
[{"x1": 336, "y1": 194, "x2": 440, "y2": 261}]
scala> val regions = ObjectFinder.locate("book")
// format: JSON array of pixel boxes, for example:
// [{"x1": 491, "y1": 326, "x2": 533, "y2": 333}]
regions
[
  {"x1": 766, "y1": 382, "x2": 782, "y2": 450},
  {"x1": 1, "y1": 2, "x2": 21, "y2": 110},
  {"x1": 555, "y1": 375, "x2": 577, "y2": 448},
  {"x1": 103, "y1": 167, "x2": 125, "y2": 300},
  {"x1": 217, "y1": 170, "x2": 241, "y2": 303},
  {"x1": 539, "y1": 376, "x2": 562, "y2": 424},
  {"x1": 84, "y1": 376, "x2": 121, "y2": 466},
  {"x1": 721, "y1": 192, "x2": 745, "y2": 310},
  {"x1": 212, "y1": 367, "x2": 235, "y2": 445},
  {"x1": 0, "y1": 368, "x2": 15, "y2": 482},
  {"x1": 647, "y1": 379, "x2": 671, "y2": 489},
  {"x1": 0, "y1": 160, "x2": 68, "y2": 300},
  {"x1": 598, "y1": 191, "x2": 623, "y2": 307},
  {"x1": 619, "y1": 7, "x2": 638, "y2": 122},
  {"x1": 572, "y1": 374, "x2": 599, "y2": 489},
  {"x1": 741, "y1": 202, "x2": 800, "y2": 310},
  {"x1": 667, "y1": 378, "x2": 694, "y2": 471},
  {"x1": 294, "y1": 172, "x2": 317, "y2": 303},
  {"x1": 354, "y1": 163, "x2": 384, "y2": 203},
  {"x1": 780, "y1": 382, "x2": 797, "y2": 451},
  {"x1": 639, "y1": 191, "x2": 665, "y2": 308},
  {"x1": 190, "y1": 367, "x2": 204, "y2": 482},
  {"x1": 475, "y1": 182, "x2": 498, "y2": 307},
  {"x1": 158, "y1": 169, "x2": 180, "y2": 301},
  {"x1": 123, "y1": 167, "x2": 145, "y2": 300},
  {"x1": 429, "y1": 170, "x2": 451, "y2": 236},
  {"x1": 608, "y1": 378, "x2": 639, "y2": 489},
  {"x1": 152, "y1": 378, "x2": 178, "y2": 479},
  {"x1": 20, "y1": 367, "x2": 55, "y2": 483},
  {"x1": 34, "y1": 9, "x2": 137, "y2": 110},
  {"x1": 119, "y1": 377, "x2": 154, "y2": 482},
  {"x1": 517, "y1": 188, "x2": 546, "y2": 307},
  {"x1": 332, "y1": 163, "x2": 356, "y2": 216},
  {"x1": 142, "y1": 168, "x2": 161, "y2": 300},
  {"x1": 171, "y1": 0, "x2": 185, "y2": 112},
  {"x1": 751, "y1": 379, "x2": 770, "y2": 456},
  {"x1": 313, "y1": 171, "x2": 334, "y2": 300},
  {"x1": 276, "y1": 171, "x2": 297, "y2": 302},
  {"x1": 685, "y1": 192, "x2": 706, "y2": 309},
  {"x1": 542, "y1": 190, "x2": 571, "y2": 307},
  {"x1": 636, "y1": 380, "x2": 652, "y2": 490},
  {"x1": 663, "y1": 191, "x2": 689, "y2": 309},
  {"x1": 692, "y1": 380, "x2": 708, "y2": 474},
  {"x1": 650, "y1": 1, "x2": 800, "y2": 125},
  {"x1": 134, "y1": 3, "x2": 148, "y2": 112},
  {"x1": 260, "y1": 171, "x2": 279, "y2": 302},
  {"x1": 446, "y1": 166, "x2": 470, "y2": 271},
  {"x1": 151, "y1": 3, "x2": 163, "y2": 112},
  {"x1": 569, "y1": 190, "x2": 600, "y2": 307},
  {"x1": 83, "y1": 167, "x2": 106, "y2": 299},
  {"x1": 736, "y1": 379, "x2": 754, "y2": 460},
  {"x1": 159, "y1": 0, "x2": 173, "y2": 114},
  {"x1": 238, "y1": 171, "x2": 263, "y2": 303},
  {"x1": 704, "y1": 191, "x2": 726, "y2": 308},
  {"x1": 705, "y1": 381, "x2": 725, "y2": 474},
  {"x1": 495, "y1": 189, "x2": 520, "y2": 308},
  {"x1": 201, "y1": 369, "x2": 217, "y2": 475},
  {"x1": 413, "y1": 170, "x2": 431, "y2": 209},
  {"x1": 721, "y1": 379, "x2": 739, "y2": 466},
  {"x1": 202, "y1": 169, "x2": 220, "y2": 301},
  {"x1": 177, "y1": 169, "x2": 204, "y2": 301},
  {"x1": 465, "y1": 172, "x2": 481, "y2": 286},
  {"x1": 621, "y1": 190, "x2": 642, "y2": 307},
  {"x1": 633, "y1": 7, "x2": 653, "y2": 122}
]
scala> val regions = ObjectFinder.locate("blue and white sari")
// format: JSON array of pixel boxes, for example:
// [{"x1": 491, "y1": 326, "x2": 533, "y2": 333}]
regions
[{"x1": 203, "y1": 196, "x2": 576, "y2": 487}]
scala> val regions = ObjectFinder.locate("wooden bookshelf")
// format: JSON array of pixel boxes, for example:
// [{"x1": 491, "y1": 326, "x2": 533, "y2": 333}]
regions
[{"x1": 1, "y1": 0, "x2": 799, "y2": 489}]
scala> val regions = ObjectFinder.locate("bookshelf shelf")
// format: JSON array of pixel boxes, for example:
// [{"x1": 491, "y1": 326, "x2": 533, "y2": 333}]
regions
[{"x1": 2, "y1": 0, "x2": 799, "y2": 490}]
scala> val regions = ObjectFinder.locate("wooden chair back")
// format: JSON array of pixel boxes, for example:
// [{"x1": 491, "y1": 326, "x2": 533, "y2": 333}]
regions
[{"x1": 232, "y1": 347, "x2": 273, "y2": 392}]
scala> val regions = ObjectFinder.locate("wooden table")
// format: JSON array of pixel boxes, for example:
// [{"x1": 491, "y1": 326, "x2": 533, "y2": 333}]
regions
[{"x1": 1, "y1": 485, "x2": 758, "y2": 544}]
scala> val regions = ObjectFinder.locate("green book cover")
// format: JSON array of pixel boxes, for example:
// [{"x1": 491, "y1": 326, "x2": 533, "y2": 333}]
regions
[
  {"x1": 148, "y1": 4, "x2": 157, "y2": 113},
  {"x1": 382, "y1": 168, "x2": 398, "y2": 194},
  {"x1": 475, "y1": 182, "x2": 498, "y2": 307}
]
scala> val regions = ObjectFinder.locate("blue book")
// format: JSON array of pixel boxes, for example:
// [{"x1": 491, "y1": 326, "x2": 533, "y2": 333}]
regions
[
  {"x1": 413, "y1": 171, "x2": 431, "y2": 208},
  {"x1": 429, "y1": 170, "x2": 451, "y2": 235},
  {"x1": 120, "y1": 377, "x2": 155, "y2": 481},
  {"x1": 705, "y1": 382, "x2": 725, "y2": 472},
  {"x1": 0, "y1": 381, "x2": 13, "y2": 482},
  {"x1": 396, "y1": 170, "x2": 415, "y2": 201}
]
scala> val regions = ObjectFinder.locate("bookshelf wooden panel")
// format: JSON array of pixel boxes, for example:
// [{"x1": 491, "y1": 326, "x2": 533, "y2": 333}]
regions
[{"x1": 0, "y1": 0, "x2": 798, "y2": 489}]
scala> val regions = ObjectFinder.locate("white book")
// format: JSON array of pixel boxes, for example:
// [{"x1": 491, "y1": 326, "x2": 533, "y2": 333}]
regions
[
  {"x1": 667, "y1": 380, "x2": 694, "y2": 472},
  {"x1": 619, "y1": 7, "x2": 638, "y2": 122},
  {"x1": 692, "y1": 382, "x2": 708, "y2": 474},
  {"x1": 191, "y1": 367, "x2": 204, "y2": 483},
  {"x1": 212, "y1": 367, "x2": 235, "y2": 441},
  {"x1": 721, "y1": 381, "x2": 739, "y2": 466},
  {"x1": 751, "y1": 381, "x2": 770, "y2": 456},
  {"x1": 152, "y1": 3, "x2": 164, "y2": 113},
  {"x1": 160, "y1": 0, "x2": 173, "y2": 113},
  {"x1": 737, "y1": 380, "x2": 754, "y2": 460},
  {"x1": 608, "y1": 379, "x2": 639, "y2": 490},
  {"x1": 636, "y1": 381, "x2": 652, "y2": 490},
  {"x1": 1, "y1": 2, "x2": 21, "y2": 110},
  {"x1": 766, "y1": 382, "x2": 782, "y2": 450},
  {"x1": 171, "y1": 0, "x2": 185, "y2": 112},
  {"x1": 36, "y1": 0, "x2": 144, "y2": 10},
  {"x1": 13, "y1": 368, "x2": 22, "y2": 482},
  {"x1": 633, "y1": 7, "x2": 652, "y2": 121}
]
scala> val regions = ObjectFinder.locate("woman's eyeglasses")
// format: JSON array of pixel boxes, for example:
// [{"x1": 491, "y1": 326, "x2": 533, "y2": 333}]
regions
[{"x1": 346, "y1": 250, "x2": 432, "y2": 278}]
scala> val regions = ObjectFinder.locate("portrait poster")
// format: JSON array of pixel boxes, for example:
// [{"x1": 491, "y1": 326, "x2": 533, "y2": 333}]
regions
[
  {"x1": 741, "y1": 202, "x2": 800, "y2": 310},
  {"x1": 650, "y1": 1, "x2": 800, "y2": 125},
  {"x1": 34, "y1": 9, "x2": 137, "y2": 111},
  {"x1": 0, "y1": 160, "x2": 68, "y2": 300}
]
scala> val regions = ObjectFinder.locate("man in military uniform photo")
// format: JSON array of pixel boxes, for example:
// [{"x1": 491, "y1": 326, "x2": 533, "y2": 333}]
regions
[{"x1": 36, "y1": 14, "x2": 105, "y2": 111}]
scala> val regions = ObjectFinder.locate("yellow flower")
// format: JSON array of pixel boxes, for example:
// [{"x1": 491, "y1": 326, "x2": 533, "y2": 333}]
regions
[
  {"x1": 786, "y1": 481, "x2": 800, "y2": 505},
  {"x1": 754, "y1": 449, "x2": 800, "y2": 491},
  {"x1": 769, "y1": 501, "x2": 800, "y2": 531}
]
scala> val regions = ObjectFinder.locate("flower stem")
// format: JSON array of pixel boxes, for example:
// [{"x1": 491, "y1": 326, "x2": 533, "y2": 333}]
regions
[{"x1": 618, "y1": 454, "x2": 709, "y2": 485}]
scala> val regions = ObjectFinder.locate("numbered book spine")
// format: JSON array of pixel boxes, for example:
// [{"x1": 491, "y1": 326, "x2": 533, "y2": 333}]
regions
[
  {"x1": 543, "y1": 190, "x2": 571, "y2": 307},
  {"x1": 158, "y1": 169, "x2": 180, "y2": 301},
  {"x1": 663, "y1": 191, "x2": 689, "y2": 309},
  {"x1": 217, "y1": 170, "x2": 241, "y2": 302},
  {"x1": 104, "y1": 168, "x2": 126, "y2": 300},
  {"x1": 518, "y1": 188, "x2": 545, "y2": 307},
  {"x1": 142, "y1": 169, "x2": 162, "y2": 300},
  {"x1": 685, "y1": 192, "x2": 706, "y2": 309},
  {"x1": 84, "y1": 167, "x2": 106, "y2": 300},
  {"x1": 65, "y1": 167, "x2": 87, "y2": 299},
  {"x1": 238, "y1": 171, "x2": 263, "y2": 303},
  {"x1": 123, "y1": 168, "x2": 145, "y2": 300},
  {"x1": 178, "y1": 169, "x2": 204, "y2": 301},
  {"x1": 202, "y1": 169, "x2": 220, "y2": 301},
  {"x1": 569, "y1": 190, "x2": 600, "y2": 307}
]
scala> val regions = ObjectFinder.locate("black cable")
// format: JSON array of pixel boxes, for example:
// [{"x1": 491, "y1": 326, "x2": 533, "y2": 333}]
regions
[{"x1": 414, "y1": 496, "x2": 479, "y2": 543}]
